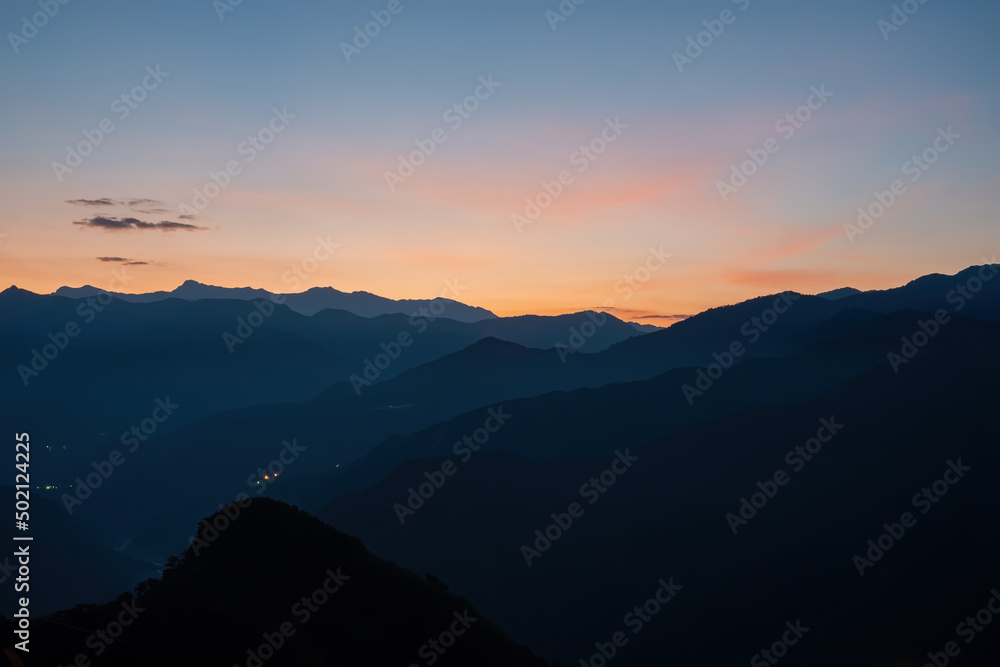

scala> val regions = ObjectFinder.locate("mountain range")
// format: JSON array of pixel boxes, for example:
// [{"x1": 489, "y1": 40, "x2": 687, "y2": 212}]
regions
[
  {"x1": 54, "y1": 279, "x2": 498, "y2": 322},
  {"x1": 3, "y1": 264, "x2": 999, "y2": 665}
]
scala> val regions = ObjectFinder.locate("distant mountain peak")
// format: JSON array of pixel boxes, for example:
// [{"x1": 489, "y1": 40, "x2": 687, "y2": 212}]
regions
[
  {"x1": 816, "y1": 287, "x2": 862, "y2": 300},
  {"x1": 54, "y1": 284, "x2": 102, "y2": 297}
]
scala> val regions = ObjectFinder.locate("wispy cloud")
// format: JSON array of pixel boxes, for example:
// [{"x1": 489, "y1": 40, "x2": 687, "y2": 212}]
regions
[
  {"x1": 96, "y1": 256, "x2": 153, "y2": 265},
  {"x1": 67, "y1": 198, "x2": 118, "y2": 207},
  {"x1": 74, "y1": 216, "x2": 207, "y2": 232}
]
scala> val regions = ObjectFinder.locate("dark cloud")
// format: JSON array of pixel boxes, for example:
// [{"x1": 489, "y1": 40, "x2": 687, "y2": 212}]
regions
[
  {"x1": 96, "y1": 256, "x2": 155, "y2": 266},
  {"x1": 178, "y1": 214, "x2": 198, "y2": 220},
  {"x1": 126, "y1": 198, "x2": 165, "y2": 207},
  {"x1": 77, "y1": 217, "x2": 134, "y2": 230},
  {"x1": 594, "y1": 307, "x2": 690, "y2": 317},
  {"x1": 132, "y1": 208, "x2": 172, "y2": 215},
  {"x1": 596, "y1": 307, "x2": 693, "y2": 322},
  {"x1": 67, "y1": 198, "x2": 118, "y2": 207},
  {"x1": 154, "y1": 220, "x2": 206, "y2": 231},
  {"x1": 75, "y1": 216, "x2": 207, "y2": 232}
]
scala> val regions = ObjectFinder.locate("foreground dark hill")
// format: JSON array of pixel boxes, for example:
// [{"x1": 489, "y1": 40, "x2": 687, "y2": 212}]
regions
[
  {"x1": 28, "y1": 498, "x2": 548, "y2": 667},
  {"x1": 56, "y1": 279, "x2": 499, "y2": 321},
  {"x1": 316, "y1": 313, "x2": 1000, "y2": 665}
]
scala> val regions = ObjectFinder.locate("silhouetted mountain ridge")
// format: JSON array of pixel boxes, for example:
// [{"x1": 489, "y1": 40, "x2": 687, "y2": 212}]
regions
[
  {"x1": 53, "y1": 280, "x2": 497, "y2": 322},
  {"x1": 31, "y1": 498, "x2": 548, "y2": 666},
  {"x1": 316, "y1": 312, "x2": 1000, "y2": 665}
]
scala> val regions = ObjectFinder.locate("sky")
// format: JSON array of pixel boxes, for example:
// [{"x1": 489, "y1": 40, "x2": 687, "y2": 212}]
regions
[{"x1": 0, "y1": 0, "x2": 998, "y2": 322}]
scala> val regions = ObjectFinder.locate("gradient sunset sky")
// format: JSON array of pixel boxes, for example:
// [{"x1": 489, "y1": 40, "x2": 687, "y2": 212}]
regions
[{"x1": 1, "y1": 0, "x2": 997, "y2": 321}]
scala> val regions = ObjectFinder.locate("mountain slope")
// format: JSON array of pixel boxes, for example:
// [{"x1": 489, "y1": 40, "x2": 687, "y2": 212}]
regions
[
  {"x1": 31, "y1": 498, "x2": 549, "y2": 667},
  {"x1": 315, "y1": 314, "x2": 1000, "y2": 665},
  {"x1": 0, "y1": 291, "x2": 643, "y2": 485}
]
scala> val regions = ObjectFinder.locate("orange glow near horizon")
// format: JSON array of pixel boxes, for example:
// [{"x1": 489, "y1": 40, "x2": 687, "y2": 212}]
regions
[
  {"x1": 0, "y1": 243, "x2": 980, "y2": 324},
  {"x1": 1, "y1": 95, "x2": 995, "y2": 323}
]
